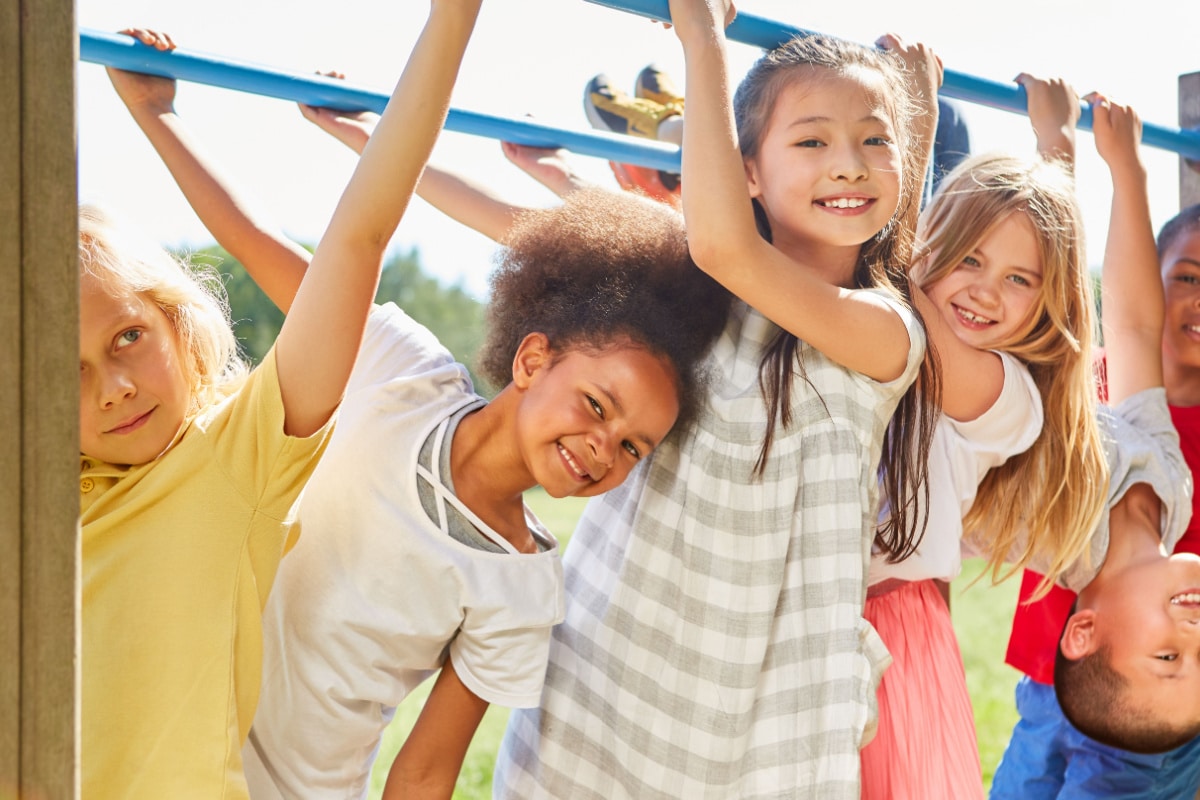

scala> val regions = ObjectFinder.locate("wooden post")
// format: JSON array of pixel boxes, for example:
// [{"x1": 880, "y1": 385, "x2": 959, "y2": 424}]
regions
[
  {"x1": 0, "y1": 0, "x2": 81, "y2": 796},
  {"x1": 1182, "y1": 71, "x2": 1200, "y2": 208}
]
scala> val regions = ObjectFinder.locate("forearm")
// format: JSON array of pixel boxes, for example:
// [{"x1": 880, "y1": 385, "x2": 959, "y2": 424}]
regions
[
  {"x1": 320, "y1": 2, "x2": 482, "y2": 255},
  {"x1": 277, "y1": 0, "x2": 483, "y2": 437},
  {"x1": 381, "y1": 659, "x2": 488, "y2": 800},
  {"x1": 678, "y1": 24, "x2": 758, "y2": 271},
  {"x1": 1035, "y1": 126, "x2": 1076, "y2": 165},
  {"x1": 1100, "y1": 144, "x2": 1161, "y2": 404},
  {"x1": 417, "y1": 162, "x2": 526, "y2": 244},
  {"x1": 126, "y1": 104, "x2": 310, "y2": 312},
  {"x1": 1101, "y1": 160, "x2": 1159, "y2": 353},
  {"x1": 900, "y1": 98, "x2": 937, "y2": 240}
]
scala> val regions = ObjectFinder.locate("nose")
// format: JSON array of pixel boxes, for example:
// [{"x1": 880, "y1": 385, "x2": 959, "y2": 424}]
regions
[
  {"x1": 99, "y1": 367, "x2": 137, "y2": 409},
  {"x1": 967, "y1": 273, "x2": 1001, "y2": 307},
  {"x1": 587, "y1": 427, "x2": 618, "y2": 476},
  {"x1": 831, "y1": 142, "x2": 869, "y2": 182}
]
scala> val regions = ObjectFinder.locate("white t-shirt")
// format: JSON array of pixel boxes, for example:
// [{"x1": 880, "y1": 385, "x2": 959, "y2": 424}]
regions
[
  {"x1": 242, "y1": 303, "x2": 564, "y2": 800},
  {"x1": 1059, "y1": 387, "x2": 1192, "y2": 591},
  {"x1": 869, "y1": 352, "x2": 1043, "y2": 584}
]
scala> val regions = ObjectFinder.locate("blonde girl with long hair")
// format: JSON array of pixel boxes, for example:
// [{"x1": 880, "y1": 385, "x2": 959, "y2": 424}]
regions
[{"x1": 861, "y1": 75, "x2": 1108, "y2": 798}]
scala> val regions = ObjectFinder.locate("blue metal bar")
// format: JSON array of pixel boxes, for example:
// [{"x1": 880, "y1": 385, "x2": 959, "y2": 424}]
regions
[
  {"x1": 79, "y1": 29, "x2": 684, "y2": 173},
  {"x1": 584, "y1": 0, "x2": 1200, "y2": 162}
]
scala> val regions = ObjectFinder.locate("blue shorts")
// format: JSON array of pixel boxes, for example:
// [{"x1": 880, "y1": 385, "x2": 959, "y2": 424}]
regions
[{"x1": 990, "y1": 676, "x2": 1200, "y2": 799}]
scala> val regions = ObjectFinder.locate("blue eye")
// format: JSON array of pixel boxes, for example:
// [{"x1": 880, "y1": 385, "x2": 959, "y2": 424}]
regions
[
  {"x1": 1008, "y1": 275, "x2": 1031, "y2": 287},
  {"x1": 962, "y1": 256, "x2": 981, "y2": 268},
  {"x1": 117, "y1": 329, "x2": 142, "y2": 348}
]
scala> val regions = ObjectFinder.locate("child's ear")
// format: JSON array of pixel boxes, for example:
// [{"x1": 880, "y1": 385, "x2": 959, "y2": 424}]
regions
[
  {"x1": 1060, "y1": 609, "x2": 1098, "y2": 660},
  {"x1": 512, "y1": 332, "x2": 552, "y2": 390},
  {"x1": 744, "y1": 157, "x2": 763, "y2": 200}
]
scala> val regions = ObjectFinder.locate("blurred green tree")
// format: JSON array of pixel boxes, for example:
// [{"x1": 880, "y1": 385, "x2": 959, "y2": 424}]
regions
[{"x1": 185, "y1": 243, "x2": 493, "y2": 395}]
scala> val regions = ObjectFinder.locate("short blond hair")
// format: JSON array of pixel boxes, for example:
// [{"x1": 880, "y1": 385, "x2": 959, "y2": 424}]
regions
[{"x1": 78, "y1": 205, "x2": 247, "y2": 414}]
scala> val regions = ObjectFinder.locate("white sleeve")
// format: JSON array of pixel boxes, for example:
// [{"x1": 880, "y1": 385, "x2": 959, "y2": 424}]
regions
[
  {"x1": 345, "y1": 302, "x2": 461, "y2": 397},
  {"x1": 947, "y1": 352, "x2": 1043, "y2": 482},
  {"x1": 871, "y1": 354, "x2": 1043, "y2": 584},
  {"x1": 448, "y1": 556, "x2": 564, "y2": 709},
  {"x1": 1112, "y1": 388, "x2": 1192, "y2": 554}
]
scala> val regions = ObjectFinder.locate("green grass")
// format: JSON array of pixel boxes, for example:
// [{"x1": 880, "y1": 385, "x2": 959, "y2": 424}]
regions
[
  {"x1": 952, "y1": 561, "x2": 1023, "y2": 786},
  {"x1": 367, "y1": 489, "x2": 1022, "y2": 798}
]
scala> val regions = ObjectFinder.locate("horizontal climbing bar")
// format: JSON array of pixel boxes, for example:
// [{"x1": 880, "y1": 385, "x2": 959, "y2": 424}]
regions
[
  {"x1": 584, "y1": 0, "x2": 1200, "y2": 162},
  {"x1": 79, "y1": 29, "x2": 684, "y2": 173}
]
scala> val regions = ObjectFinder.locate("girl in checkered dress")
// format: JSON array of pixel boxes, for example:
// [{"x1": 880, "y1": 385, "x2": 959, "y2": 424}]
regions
[{"x1": 496, "y1": 4, "x2": 945, "y2": 796}]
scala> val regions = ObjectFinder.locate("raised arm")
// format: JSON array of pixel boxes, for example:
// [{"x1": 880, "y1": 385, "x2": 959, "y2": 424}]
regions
[
  {"x1": 1091, "y1": 94, "x2": 1160, "y2": 404},
  {"x1": 108, "y1": 28, "x2": 311, "y2": 312},
  {"x1": 301, "y1": 94, "x2": 518, "y2": 243},
  {"x1": 877, "y1": 32, "x2": 941, "y2": 244},
  {"x1": 668, "y1": 0, "x2": 912, "y2": 382},
  {"x1": 275, "y1": 0, "x2": 483, "y2": 437}
]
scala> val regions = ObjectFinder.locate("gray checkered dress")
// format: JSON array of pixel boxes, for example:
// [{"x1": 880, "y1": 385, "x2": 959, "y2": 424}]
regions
[{"x1": 495, "y1": 297, "x2": 925, "y2": 799}]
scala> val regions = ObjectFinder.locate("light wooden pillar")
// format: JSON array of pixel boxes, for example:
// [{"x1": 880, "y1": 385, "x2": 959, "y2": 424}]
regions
[{"x1": 0, "y1": 0, "x2": 81, "y2": 796}]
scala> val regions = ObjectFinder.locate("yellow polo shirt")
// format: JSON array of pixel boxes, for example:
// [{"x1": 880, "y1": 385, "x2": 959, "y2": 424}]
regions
[{"x1": 82, "y1": 348, "x2": 332, "y2": 799}]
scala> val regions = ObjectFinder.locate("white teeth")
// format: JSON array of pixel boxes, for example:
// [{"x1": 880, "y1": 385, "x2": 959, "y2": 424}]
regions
[
  {"x1": 821, "y1": 198, "x2": 867, "y2": 209},
  {"x1": 957, "y1": 307, "x2": 993, "y2": 325},
  {"x1": 558, "y1": 444, "x2": 588, "y2": 480},
  {"x1": 1171, "y1": 592, "x2": 1200, "y2": 604}
]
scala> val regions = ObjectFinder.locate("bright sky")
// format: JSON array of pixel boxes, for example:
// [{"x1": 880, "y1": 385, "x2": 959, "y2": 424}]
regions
[{"x1": 78, "y1": 0, "x2": 1199, "y2": 299}]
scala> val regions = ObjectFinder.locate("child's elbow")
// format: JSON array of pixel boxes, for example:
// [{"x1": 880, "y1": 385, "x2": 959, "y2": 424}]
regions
[{"x1": 686, "y1": 232, "x2": 742, "y2": 278}]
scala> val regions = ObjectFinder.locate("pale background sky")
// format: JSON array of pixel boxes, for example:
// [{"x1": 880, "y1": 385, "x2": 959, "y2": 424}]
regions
[{"x1": 77, "y1": 0, "x2": 1199, "y2": 299}]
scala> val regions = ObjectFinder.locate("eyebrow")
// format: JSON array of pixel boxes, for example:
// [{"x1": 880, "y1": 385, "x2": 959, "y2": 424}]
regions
[
  {"x1": 786, "y1": 114, "x2": 888, "y2": 128},
  {"x1": 597, "y1": 385, "x2": 656, "y2": 451},
  {"x1": 97, "y1": 303, "x2": 147, "y2": 334}
]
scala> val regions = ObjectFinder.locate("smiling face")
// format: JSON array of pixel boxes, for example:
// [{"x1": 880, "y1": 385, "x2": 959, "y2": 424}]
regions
[
  {"x1": 1078, "y1": 550, "x2": 1200, "y2": 729},
  {"x1": 79, "y1": 272, "x2": 192, "y2": 466},
  {"x1": 924, "y1": 211, "x2": 1045, "y2": 351},
  {"x1": 1161, "y1": 228, "x2": 1200, "y2": 376},
  {"x1": 513, "y1": 336, "x2": 680, "y2": 499},
  {"x1": 743, "y1": 67, "x2": 902, "y2": 267}
]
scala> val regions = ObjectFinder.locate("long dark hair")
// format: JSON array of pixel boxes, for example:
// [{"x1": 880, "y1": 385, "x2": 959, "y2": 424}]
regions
[{"x1": 733, "y1": 35, "x2": 940, "y2": 560}]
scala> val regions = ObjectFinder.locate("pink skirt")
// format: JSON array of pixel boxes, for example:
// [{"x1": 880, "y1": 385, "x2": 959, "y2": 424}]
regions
[{"x1": 860, "y1": 579, "x2": 983, "y2": 799}]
